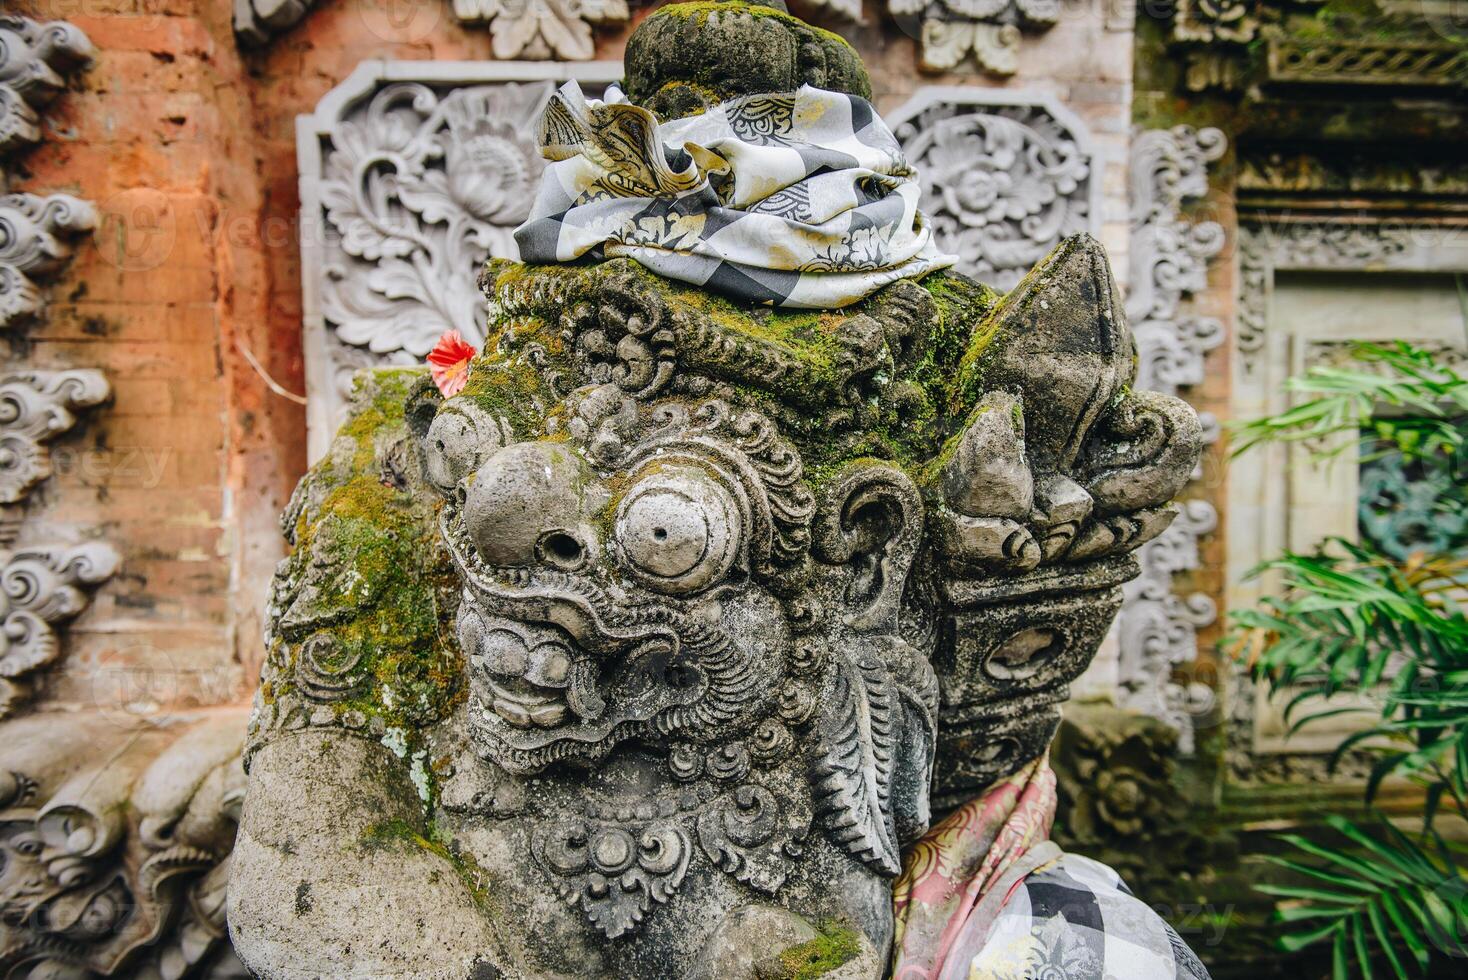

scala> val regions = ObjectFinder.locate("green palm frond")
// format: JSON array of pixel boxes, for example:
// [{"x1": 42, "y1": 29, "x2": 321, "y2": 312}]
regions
[
  {"x1": 1230, "y1": 342, "x2": 1468, "y2": 463},
  {"x1": 1259, "y1": 816, "x2": 1467, "y2": 979}
]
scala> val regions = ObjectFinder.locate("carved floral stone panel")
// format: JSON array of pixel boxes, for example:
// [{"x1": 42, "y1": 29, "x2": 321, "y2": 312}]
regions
[
  {"x1": 889, "y1": 88, "x2": 1099, "y2": 292},
  {"x1": 298, "y1": 61, "x2": 621, "y2": 458}
]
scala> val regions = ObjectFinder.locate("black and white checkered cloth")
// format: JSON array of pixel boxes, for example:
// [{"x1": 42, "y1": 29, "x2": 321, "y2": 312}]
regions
[
  {"x1": 514, "y1": 81, "x2": 955, "y2": 309},
  {"x1": 953, "y1": 852, "x2": 1213, "y2": 980}
]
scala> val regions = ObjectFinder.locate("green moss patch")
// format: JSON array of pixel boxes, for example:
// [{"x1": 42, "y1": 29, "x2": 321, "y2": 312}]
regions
[{"x1": 774, "y1": 922, "x2": 862, "y2": 980}]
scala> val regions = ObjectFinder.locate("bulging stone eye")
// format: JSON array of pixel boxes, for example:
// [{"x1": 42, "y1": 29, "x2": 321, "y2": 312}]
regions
[
  {"x1": 616, "y1": 466, "x2": 739, "y2": 595},
  {"x1": 424, "y1": 402, "x2": 508, "y2": 497}
]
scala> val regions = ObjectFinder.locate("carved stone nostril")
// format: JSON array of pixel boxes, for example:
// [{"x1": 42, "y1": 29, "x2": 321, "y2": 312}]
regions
[
  {"x1": 462, "y1": 442, "x2": 592, "y2": 566},
  {"x1": 536, "y1": 530, "x2": 586, "y2": 571}
]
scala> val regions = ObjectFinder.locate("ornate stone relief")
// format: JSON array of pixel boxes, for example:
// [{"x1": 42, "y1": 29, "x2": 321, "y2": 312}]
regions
[
  {"x1": 1236, "y1": 222, "x2": 1412, "y2": 368},
  {"x1": 0, "y1": 708, "x2": 250, "y2": 978},
  {"x1": 0, "y1": 370, "x2": 111, "y2": 510},
  {"x1": 1266, "y1": 36, "x2": 1467, "y2": 88},
  {"x1": 885, "y1": 0, "x2": 1060, "y2": 75},
  {"x1": 1228, "y1": 221, "x2": 1468, "y2": 773},
  {"x1": 0, "y1": 16, "x2": 96, "y2": 334},
  {"x1": 0, "y1": 542, "x2": 119, "y2": 714},
  {"x1": 0, "y1": 15, "x2": 93, "y2": 159},
  {"x1": 298, "y1": 61, "x2": 620, "y2": 458},
  {"x1": 452, "y1": 0, "x2": 632, "y2": 60},
  {"x1": 1116, "y1": 125, "x2": 1227, "y2": 751},
  {"x1": 233, "y1": 233, "x2": 1204, "y2": 974},
  {"x1": 889, "y1": 89, "x2": 1099, "y2": 292},
  {"x1": 1171, "y1": 0, "x2": 1257, "y2": 44},
  {"x1": 1238, "y1": 148, "x2": 1468, "y2": 202},
  {"x1": 0, "y1": 372, "x2": 119, "y2": 718}
]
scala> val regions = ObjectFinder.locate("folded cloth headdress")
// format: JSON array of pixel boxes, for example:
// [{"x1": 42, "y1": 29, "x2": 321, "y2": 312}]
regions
[{"x1": 514, "y1": 81, "x2": 956, "y2": 309}]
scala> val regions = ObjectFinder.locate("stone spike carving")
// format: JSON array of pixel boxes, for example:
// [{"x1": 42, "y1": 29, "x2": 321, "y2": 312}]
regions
[
  {"x1": 299, "y1": 63, "x2": 620, "y2": 458},
  {"x1": 1118, "y1": 125, "x2": 1227, "y2": 751},
  {"x1": 887, "y1": 0, "x2": 1059, "y2": 75},
  {"x1": 0, "y1": 707, "x2": 250, "y2": 978},
  {"x1": 232, "y1": 7, "x2": 1204, "y2": 976},
  {"x1": 890, "y1": 89, "x2": 1099, "y2": 292},
  {"x1": 452, "y1": 0, "x2": 632, "y2": 61},
  {"x1": 0, "y1": 15, "x2": 94, "y2": 160},
  {"x1": 233, "y1": 0, "x2": 318, "y2": 46},
  {"x1": 1, "y1": 370, "x2": 111, "y2": 507},
  {"x1": 0, "y1": 541, "x2": 120, "y2": 716}
]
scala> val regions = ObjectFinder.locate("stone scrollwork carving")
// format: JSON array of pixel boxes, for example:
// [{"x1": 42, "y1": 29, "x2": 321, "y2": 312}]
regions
[
  {"x1": 0, "y1": 541, "x2": 120, "y2": 716},
  {"x1": 0, "y1": 15, "x2": 94, "y2": 159},
  {"x1": 452, "y1": 0, "x2": 632, "y2": 61},
  {"x1": 1, "y1": 370, "x2": 111, "y2": 509},
  {"x1": 299, "y1": 62, "x2": 619, "y2": 457},
  {"x1": 1117, "y1": 125, "x2": 1227, "y2": 751},
  {"x1": 0, "y1": 708, "x2": 250, "y2": 978},
  {"x1": 1, "y1": 16, "x2": 96, "y2": 334},
  {"x1": 886, "y1": 0, "x2": 1060, "y2": 75},
  {"x1": 0, "y1": 193, "x2": 97, "y2": 332},
  {"x1": 889, "y1": 89, "x2": 1099, "y2": 292}
]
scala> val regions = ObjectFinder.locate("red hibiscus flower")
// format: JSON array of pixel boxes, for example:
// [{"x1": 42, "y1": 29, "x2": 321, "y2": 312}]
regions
[{"x1": 426, "y1": 330, "x2": 477, "y2": 397}]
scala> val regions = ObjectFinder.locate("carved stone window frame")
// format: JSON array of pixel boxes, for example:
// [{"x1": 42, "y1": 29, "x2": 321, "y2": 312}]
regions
[
  {"x1": 1229, "y1": 220, "x2": 1468, "y2": 758},
  {"x1": 297, "y1": 59, "x2": 622, "y2": 461}
]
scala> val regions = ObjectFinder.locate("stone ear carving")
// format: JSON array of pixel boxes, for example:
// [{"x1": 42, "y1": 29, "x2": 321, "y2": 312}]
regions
[{"x1": 812, "y1": 462, "x2": 923, "y2": 631}]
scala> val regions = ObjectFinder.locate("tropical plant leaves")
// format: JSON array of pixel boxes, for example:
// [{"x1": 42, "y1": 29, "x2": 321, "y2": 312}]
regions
[{"x1": 1259, "y1": 816, "x2": 1467, "y2": 979}]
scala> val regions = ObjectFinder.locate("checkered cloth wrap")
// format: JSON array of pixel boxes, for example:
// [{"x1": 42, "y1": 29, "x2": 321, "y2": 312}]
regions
[
  {"x1": 892, "y1": 758, "x2": 1211, "y2": 980},
  {"x1": 957, "y1": 853, "x2": 1212, "y2": 979},
  {"x1": 513, "y1": 81, "x2": 956, "y2": 309}
]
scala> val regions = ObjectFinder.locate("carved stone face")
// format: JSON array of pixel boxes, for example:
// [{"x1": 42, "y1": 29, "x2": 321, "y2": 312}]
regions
[{"x1": 428, "y1": 392, "x2": 811, "y2": 775}]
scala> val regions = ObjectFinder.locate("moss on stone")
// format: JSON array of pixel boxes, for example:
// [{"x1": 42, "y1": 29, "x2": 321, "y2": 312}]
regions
[
  {"x1": 773, "y1": 922, "x2": 862, "y2": 979},
  {"x1": 275, "y1": 369, "x2": 465, "y2": 748},
  {"x1": 360, "y1": 819, "x2": 503, "y2": 917},
  {"x1": 622, "y1": 0, "x2": 872, "y2": 115}
]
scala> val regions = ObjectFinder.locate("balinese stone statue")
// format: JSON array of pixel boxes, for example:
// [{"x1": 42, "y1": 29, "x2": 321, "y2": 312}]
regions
[{"x1": 229, "y1": 3, "x2": 1203, "y2": 977}]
